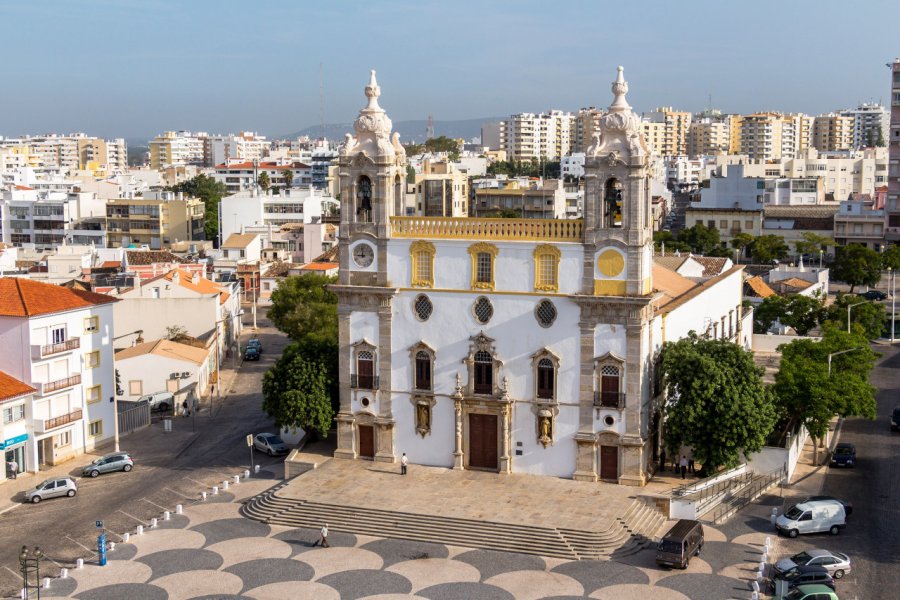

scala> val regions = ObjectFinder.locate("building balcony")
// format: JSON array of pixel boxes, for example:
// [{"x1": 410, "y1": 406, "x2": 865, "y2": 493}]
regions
[
  {"x1": 593, "y1": 391, "x2": 625, "y2": 409},
  {"x1": 31, "y1": 337, "x2": 80, "y2": 359},
  {"x1": 350, "y1": 374, "x2": 379, "y2": 390},
  {"x1": 38, "y1": 374, "x2": 81, "y2": 395},
  {"x1": 35, "y1": 408, "x2": 83, "y2": 434},
  {"x1": 391, "y1": 216, "x2": 582, "y2": 242}
]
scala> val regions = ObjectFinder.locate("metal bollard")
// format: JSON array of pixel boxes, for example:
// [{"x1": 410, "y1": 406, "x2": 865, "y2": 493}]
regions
[
  {"x1": 212, "y1": 486, "x2": 219, "y2": 495},
  {"x1": 243, "y1": 470, "x2": 250, "y2": 478},
  {"x1": 176, "y1": 504, "x2": 183, "y2": 514},
  {"x1": 136, "y1": 525, "x2": 144, "y2": 535},
  {"x1": 222, "y1": 480, "x2": 229, "y2": 490},
  {"x1": 75, "y1": 559, "x2": 84, "y2": 569},
  {"x1": 42, "y1": 578, "x2": 50, "y2": 589},
  {"x1": 164, "y1": 511, "x2": 170, "y2": 521},
  {"x1": 60, "y1": 569, "x2": 69, "y2": 579},
  {"x1": 254, "y1": 464, "x2": 260, "y2": 474},
  {"x1": 233, "y1": 475, "x2": 240, "y2": 484},
  {"x1": 122, "y1": 533, "x2": 130, "y2": 543},
  {"x1": 150, "y1": 518, "x2": 158, "y2": 528}
]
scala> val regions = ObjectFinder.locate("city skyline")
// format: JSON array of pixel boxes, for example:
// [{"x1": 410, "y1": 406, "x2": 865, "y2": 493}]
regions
[{"x1": 1, "y1": 0, "x2": 898, "y2": 140}]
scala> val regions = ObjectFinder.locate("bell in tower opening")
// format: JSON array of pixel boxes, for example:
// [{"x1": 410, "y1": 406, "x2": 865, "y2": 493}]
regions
[
  {"x1": 356, "y1": 175, "x2": 372, "y2": 222},
  {"x1": 604, "y1": 178, "x2": 623, "y2": 228}
]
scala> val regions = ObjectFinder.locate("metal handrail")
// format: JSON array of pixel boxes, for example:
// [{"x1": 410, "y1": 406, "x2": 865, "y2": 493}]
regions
[
  {"x1": 711, "y1": 465, "x2": 786, "y2": 524},
  {"x1": 671, "y1": 463, "x2": 746, "y2": 497}
]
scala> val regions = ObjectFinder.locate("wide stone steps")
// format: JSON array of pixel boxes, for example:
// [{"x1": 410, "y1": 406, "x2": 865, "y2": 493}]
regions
[{"x1": 242, "y1": 489, "x2": 664, "y2": 561}]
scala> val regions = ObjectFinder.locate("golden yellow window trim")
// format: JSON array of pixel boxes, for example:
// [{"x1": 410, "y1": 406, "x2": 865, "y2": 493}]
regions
[
  {"x1": 409, "y1": 240, "x2": 436, "y2": 288},
  {"x1": 533, "y1": 244, "x2": 561, "y2": 292},
  {"x1": 467, "y1": 242, "x2": 499, "y2": 291},
  {"x1": 87, "y1": 384, "x2": 102, "y2": 404}
]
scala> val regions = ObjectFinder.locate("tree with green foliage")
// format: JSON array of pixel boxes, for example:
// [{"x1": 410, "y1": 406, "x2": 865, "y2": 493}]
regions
[
  {"x1": 406, "y1": 165, "x2": 416, "y2": 183},
  {"x1": 485, "y1": 159, "x2": 561, "y2": 179},
  {"x1": 876, "y1": 124, "x2": 885, "y2": 148},
  {"x1": 677, "y1": 223, "x2": 721, "y2": 254},
  {"x1": 654, "y1": 230, "x2": 691, "y2": 253},
  {"x1": 731, "y1": 232, "x2": 755, "y2": 260},
  {"x1": 750, "y1": 234, "x2": 790, "y2": 264},
  {"x1": 753, "y1": 294, "x2": 826, "y2": 335},
  {"x1": 282, "y1": 169, "x2": 293, "y2": 189},
  {"x1": 881, "y1": 244, "x2": 900, "y2": 270},
  {"x1": 772, "y1": 324, "x2": 877, "y2": 445},
  {"x1": 268, "y1": 274, "x2": 338, "y2": 344},
  {"x1": 832, "y1": 243, "x2": 882, "y2": 292},
  {"x1": 824, "y1": 293, "x2": 887, "y2": 340},
  {"x1": 262, "y1": 344, "x2": 334, "y2": 439},
  {"x1": 793, "y1": 232, "x2": 832, "y2": 258},
  {"x1": 257, "y1": 172, "x2": 271, "y2": 191},
  {"x1": 661, "y1": 335, "x2": 776, "y2": 474},
  {"x1": 167, "y1": 174, "x2": 227, "y2": 242}
]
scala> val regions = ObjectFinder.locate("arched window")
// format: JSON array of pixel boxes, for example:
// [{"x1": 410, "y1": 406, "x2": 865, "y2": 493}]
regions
[
  {"x1": 414, "y1": 350, "x2": 432, "y2": 391},
  {"x1": 604, "y1": 178, "x2": 623, "y2": 228},
  {"x1": 356, "y1": 176, "x2": 372, "y2": 223},
  {"x1": 474, "y1": 350, "x2": 493, "y2": 394},
  {"x1": 410, "y1": 240, "x2": 435, "y2": 288},
  {"x1": 533, "y1": 245, "x2": 561, "y2": 292},
  {"x1": 356, "y1": 350, "x2": 375, "y2": 390},
  {"x1": 468, "y1": 242, "x2": 498, "y2": 290},
  {"x1": 537, "y1": 358, "x2": 555, "y2": 399}
]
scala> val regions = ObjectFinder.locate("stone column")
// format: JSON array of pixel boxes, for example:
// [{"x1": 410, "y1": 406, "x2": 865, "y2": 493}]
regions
[
  {"x1": 499, "y1": 401, "x2": 511, "y2": 474},
  {"x1": 452, "y1": 379, "x2": 464, "y2": 470},
  {"x1": 334, "y1": 305, "x2": 356, "y2": 459},
  {"x1": 573, "y1": 434, "x2": 598, "y2": 482},
  {"x1": 573, "y1": 319, "x2": 598, "y2": 481},
  {"x1": 618, "y1": 436, "x2": 647, "y2": 486},
  {"x1": 374, "y1": 417, "x2": 395, "y2": 463}
]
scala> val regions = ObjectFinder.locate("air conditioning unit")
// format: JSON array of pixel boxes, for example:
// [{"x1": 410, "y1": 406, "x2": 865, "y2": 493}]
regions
[
  {"x1": 181, "y1": 372, "x2": 190, "y2": 378},
  {"x1": 170, "y1": 372, "x2": 179, "y2": 379}
]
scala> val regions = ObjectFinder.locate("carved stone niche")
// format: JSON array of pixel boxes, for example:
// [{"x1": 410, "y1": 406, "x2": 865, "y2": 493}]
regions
[
  {"x1": 531, "y1": 402, "x2": 559, "y2": 448},
  {"x1": 410, "y1": 395, "x2": 435, "y2": 438}
]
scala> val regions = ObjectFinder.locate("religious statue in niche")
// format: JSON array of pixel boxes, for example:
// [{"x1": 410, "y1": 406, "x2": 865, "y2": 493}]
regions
[
  {"x1": 416, "y1": 400, "x2": 431, "y2": 437},
  {"x1": 538, "y1": 410, "x2": 553, "y2": 448}
]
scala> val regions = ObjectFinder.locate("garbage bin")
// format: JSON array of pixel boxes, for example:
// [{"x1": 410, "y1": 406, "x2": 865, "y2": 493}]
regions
[{"x1": 163, "y1": 418, "x2": 172, "y2": 433}]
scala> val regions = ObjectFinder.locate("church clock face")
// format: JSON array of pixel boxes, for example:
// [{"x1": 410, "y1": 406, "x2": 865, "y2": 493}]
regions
[{"x1": 352, "y1": 243, "x2": 375, "y2": 268}]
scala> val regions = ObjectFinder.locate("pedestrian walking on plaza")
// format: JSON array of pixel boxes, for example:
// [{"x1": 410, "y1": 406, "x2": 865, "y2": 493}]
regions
[
  {"x1": 7, "y1": 460, "x2": 18, "y2": 479},
  {"x1": 181, "y1": 400, "x2": 189, "y2": 417},
  {"x1": 313, "y1": 524, "x2": 329, "y2": 547},
  {"x1": 659, "y1": 449, "x2": 666, "y2": 473},
  {"x1": 688, "y1": 455, "x2": 695, "y2": 474},
  {"x1": 679, "y1": 456, "x2": 688, "y2": 479},
  {"x1": 401, "y1": 452, "x2": 408, "y2": 475}
]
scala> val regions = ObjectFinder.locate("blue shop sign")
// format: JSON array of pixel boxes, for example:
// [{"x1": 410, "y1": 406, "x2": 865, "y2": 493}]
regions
[{"x1": 1, "y1": 433, "x2": 29, "y2": 449}]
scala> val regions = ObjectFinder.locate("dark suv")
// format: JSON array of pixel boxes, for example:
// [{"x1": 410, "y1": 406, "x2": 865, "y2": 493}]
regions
[
  {"x1": 891, "y1": 406, "x2": 900, "y2": 431},
  {"x1": 830, "y1": 443, "x2": 856, "y2": 467},
  {"x1": 775, "y1": 564, "x2": 835, "y2": 591}
]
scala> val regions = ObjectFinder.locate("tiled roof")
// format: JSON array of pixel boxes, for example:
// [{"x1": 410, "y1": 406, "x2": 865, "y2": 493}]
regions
[
  {"x1": 222, "y1": 233, "x2": 258, "y2": 249},
  {"x1": 115, "y1": 339, "x2": 208, "y2": 366},
  {"x1": 263, "y1": 262, "x2": 292, "y2": 278},
  {"x1": 161, "y1": 269, "x2": 231, "y2": 305},
  {"x1": 125, "y1": 250, "x2": 189, "y2": 266},
  {"x1": 300, "y1": 262, "x2": 339, "y2": 271},
  {"x1": 214, "y1": 161, "x2": 310, "y2": 170},
  {"x1": 14, "y1": 185, "x2": 34, "y2": 191},
  {"x1": 656, "y1": 265, "x2": 745, "y2": 316},
  {"x1": 0, "y1": 277, "x2": 118, "y2": 317},
  {"x1": 744, "y1": 275, "x2": 776, "y2": 298},
  {"x1": 654, "y1": 255, "x2": 690, "y2": 272},
  {"x1": 100, "y1": 260, "x2": 122, "y2": 269},
  {"x1": 312, "y1": 245, "x2": 339, "y2": 263},
  {"x1": 652, "y1": 264, "x2": 698, "y2": 308},
  {"x1": 763, "y1": 205, "x2": 838, "y2": 218},
  {"x1": 691, "y1": 256, "x2": 730, "y2": 277},
  {"x1": 0, "y1": 371, "x2": 36, "y2": 403},
  {"x1": 771, "y1": 277, "x2": 814, "y2": 294}
]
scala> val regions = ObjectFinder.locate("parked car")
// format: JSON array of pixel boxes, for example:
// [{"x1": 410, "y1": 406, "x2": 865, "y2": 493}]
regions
[
  {"x1": 775, "y1": 500, "x2": 845, "y2": 537},
  {"x1": 253, "y1": 432, "x2": 289, "y2": 456},
  {"x1": 138, "y1": 391, "x2": 175, "y2": 412},
  {"x1": 25, "y1": 478, "x2": 77, "y2": 503},
  {"x1": 860, "y1": 290, "x2": 887, "y2": 301},
  {"x1": 655, "y1": 519, "x2": 704, "y2": 569},
  {"x1": 244, "y1": 347, "x2": 260, "y2": 361},
  {"x1": 774, "y1": 564, "x2": 835, "y2": 591},
  {"x1": 775, "y1": 549, "x2": 852, "y2": 579},
  {"x1": 803, "y1": 495, "x2": 853, "y2": 517},
  {"x1": 783, "y1": 584, "x2": 839, "y2": 600},
  {"x1": 891, "y1": 405, "x2": 900, "y2": 431},
  {"x1": 830, "y1": 442, "x2": 856, "y2": 468},
  {"x1": 82, "y1": 452, "x2": 134, "y2": 477},
  {"x1": 247, "y1": 338, "x2": 262, "y2": 353}
]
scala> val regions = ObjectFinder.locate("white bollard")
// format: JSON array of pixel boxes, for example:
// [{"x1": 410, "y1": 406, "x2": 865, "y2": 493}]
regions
[
  {"x1": 212, "y1": 486, "x2": 219, "y2": 495},
  {"x1": 136, "y1": 525, "x2": 144, "y2": 536},
  {"x1": 752, "y1": 592, "x2": 759, "y2": 600},
  {"x1": 176, "y1": 504, "x2": 183, "y2": 514},
  {"x1": 243, "y1": 470, "x2": 250, "y2": 478},
  {"x1": 75, "y1": 559, "x2": 84, "y2": 569},
  {"x1": 163, "y1": 511, "x2": 170, "y2": 521},
  {"x1": 254, "y1": 464, "x2": 260, "y2": 474},
  {"x1": 759, "y1": 561, "x2": 765, "y2": 573},
  {"x1": 201, "y1": 492, "x2": 207, "y2": 500},
  {"x1": 233, "y1": 475, "x2": 240, "y2": 484},
  {"x1": 108, "y1": 542, "x2": 116, "y2": 552},
  {"x1": 20, "y1": 588, "x2": 25, "y2": 599},
  {"x1": 150, "y1": 518, "x2": 158, "y2": 528},
  {"x1": 770, "y1": 508, "x2": 778, "y2": 525},
  {"x1": 765, "y1": 535, "x2": 771, "y2": 549},
  {"x1": 751, "y1": 580, "x2": 760, "y2": 593},
  {"x1": 756, "y1": 571, "x2": 763, "y2": 583},
  {"x1": 122, "y1": 533, "x2": 130, "y2": 543},
  {"x1": 222, "y1": 480, "x2": 229, "y2": 490},
  {"x1": 60, "y1": 569, "x2": 69, "y2": 579},
  {"x1": 42, "y1": 577, "x2": 50, "y2": 589}
]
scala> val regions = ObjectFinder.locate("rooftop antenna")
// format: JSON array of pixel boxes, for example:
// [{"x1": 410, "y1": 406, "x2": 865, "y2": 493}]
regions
[{"x1": 319, "y1": 63, "x2": 326, "y2": 141}]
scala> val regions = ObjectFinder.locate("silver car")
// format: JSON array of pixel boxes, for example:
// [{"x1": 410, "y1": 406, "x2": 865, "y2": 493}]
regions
[
  {"x1": 82, "y1": 452, "x2": 134, "y2": 477},
  {"x1": 775, "y1": 549, "x2": 852, "y2": 579},
  {"x1": 253, "y1": 433, "x2": 289, "y2": 456},
  {"x1": 25, "y1": 478, "x2": 78, "y2": 503}
]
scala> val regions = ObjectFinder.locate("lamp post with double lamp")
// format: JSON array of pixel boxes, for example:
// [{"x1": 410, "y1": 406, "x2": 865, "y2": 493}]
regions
[
  {"x1": 19, "y1": 545, "x2": 43, "y2": 599},
  {"x1": 111, "y1": 329, "x2": 144, "y2": 452}
]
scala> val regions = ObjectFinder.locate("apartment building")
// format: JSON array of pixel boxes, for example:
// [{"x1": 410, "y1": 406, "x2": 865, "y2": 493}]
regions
[
  {"x1": 105, "y1": 191, "x2": 205, "y2": 249},
  {"x1": 840, "y1": 103, "x2": 889, "y2": 149},
  {"x1": 212, "y1": 161, "x2": 312, "y2": 194},
  {"x1": 205, "y1": 132, "x2": 270, "y2": 167},
  {"x1": 0, "y1": 134, "x2": 126, "y2": 173},
  {"x1": 502, "y1": 110, "x2": 575, "y2": 160},
  {"x1": 149, "y1": 131, "x2": 207, "y2": 169},
  {"x1": 738, "y1": 112, "x2": 812, "y2": 161},
  {"x1": 414, "y1": 159, "x2": 469, "y2": 217},
  {"x1": 687, "y1": 117, "x2": 731, "y2": 156},
  {"x1": 218, "y1": 186, "x2": 330, "y2": 246},
  {"x1": 812, "y1": 113, "x2": 854, "y2": 152},
  {"x1": 888, "y1": 59, "x2": 900, "y2": 240},
  {"x1": 641, "y1": 107, "x2": 691, "y2": 156},
  {"x1": 833, "y1": 198, "x2": 884, "y2": 250},
  {"x1": 0, "y1": 278, "x2": 117, "y2": 472},
  {"x1": 640, "y1": 120, "x2": 666, "y2": 156},
  {"x1": 573, "y1": 107, "x2": 603, "y2": 153},
  {"x1": 783, "y1": 147, "x2": 886, "y2": 200},
  {"x1": 472, "y1": 178, "x2": 566, "y2": 218},
  {"x1": 480, "y1": 122, "x2": 505, "y2": 151},
  {"x1": 0, "y1": 187, "x2": 107, "y2": 248}
]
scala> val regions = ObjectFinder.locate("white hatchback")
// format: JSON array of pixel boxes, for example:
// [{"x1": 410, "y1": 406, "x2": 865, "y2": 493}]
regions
[{"x1": 25, "y1": 477, "x2": 78, "y2": 503}]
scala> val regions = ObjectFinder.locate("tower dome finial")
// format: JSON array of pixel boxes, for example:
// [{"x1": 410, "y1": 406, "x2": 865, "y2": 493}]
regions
[
  {"x1": 609, "y1": 66, "x2": 630, "y2": 111},
  {"x1": 365, "y1": 69, "x2": 381, "y2": 110}
]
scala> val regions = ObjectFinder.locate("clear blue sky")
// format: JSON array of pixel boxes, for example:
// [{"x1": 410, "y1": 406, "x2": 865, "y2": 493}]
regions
[{"x1": 1, "y1": 0, "x2": 897, "y2": 141}]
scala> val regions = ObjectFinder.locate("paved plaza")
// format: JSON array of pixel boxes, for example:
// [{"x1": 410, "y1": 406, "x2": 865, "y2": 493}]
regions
[{"x1": 34, "y1": 458, "x2": 767, "y2": 600}]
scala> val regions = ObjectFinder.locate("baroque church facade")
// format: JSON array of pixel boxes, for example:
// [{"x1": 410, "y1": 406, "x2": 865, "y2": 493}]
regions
[{"x1": 332, "y1": 69, "x2": 750, "y2": 484}]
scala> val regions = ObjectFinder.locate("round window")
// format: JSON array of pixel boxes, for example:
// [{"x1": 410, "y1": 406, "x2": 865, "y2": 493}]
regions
[
  {"x1": 604, "y1": 415, "x2": 615, "y2": 427},
  {"x1": 414, "y1": 294, "x2": 433, "y2": 321},
  {"x1": 473, "y1": 296, "x2": 493, "y2": 324},
  {"x1": 361, "y1": 397, "x2": 371, "y2": 408},
  {"x1": 535, "y1": 299, "x2": 557, "y2": 327}
]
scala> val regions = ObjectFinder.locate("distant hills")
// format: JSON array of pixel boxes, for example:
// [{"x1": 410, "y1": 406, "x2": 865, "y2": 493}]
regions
[{"x1": 282, "y1": 117, "x2": 504, "y2": 144}]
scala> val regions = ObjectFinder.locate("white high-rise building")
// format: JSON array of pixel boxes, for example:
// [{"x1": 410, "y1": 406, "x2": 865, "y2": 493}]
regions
[
  {"x1": 149, "y1": 131, "x2": 208, "y2": 169},
  {"x1": 503, "y1": 110, "x2": 575, "y2": 161},
  {"x1": 839, "y1": 103, "x2": 889, "y2": 149},
  {"x1": 205, "y1": 132, "x2": 270, "y2": 167}
]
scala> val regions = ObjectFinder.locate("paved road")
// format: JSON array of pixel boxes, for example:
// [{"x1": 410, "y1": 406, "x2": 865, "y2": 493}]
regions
[
  {"x1": 769, "y1": 342, "x2": 900, "y2": 600},
  {"x1": 0, "y1": 312, "x2": 289, "y2": 597}
]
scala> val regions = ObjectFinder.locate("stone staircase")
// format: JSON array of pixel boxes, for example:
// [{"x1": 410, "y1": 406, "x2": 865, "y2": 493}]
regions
[{"x1": 241, "y1": 487, "x2": 665, "y2": 561}]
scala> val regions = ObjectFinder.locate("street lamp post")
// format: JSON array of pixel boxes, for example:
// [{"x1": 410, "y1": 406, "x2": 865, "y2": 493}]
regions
[
  {"x1": 889, "y1": 267, "x2": 897, "y2": 343},
  {"x1": 19, "y1": 545, "x2": 43, "y2": 599},
  {"x1": 111, "y1": 329, "x2": 143, "y2": 452},
  {"x1": 846, "y1": 301, "x2": 869, "y2": 333},
  {"x1": 827, "y1": 347, "x2": 864, "y2": 377}
]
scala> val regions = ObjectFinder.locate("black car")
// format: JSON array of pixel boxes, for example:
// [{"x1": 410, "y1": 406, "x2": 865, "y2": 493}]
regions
[
  {"x1": 860, "y1": 290, "x2": 887, "y2": 301},
  {"x1": 830, "y1": 443, "x2": 856, "y2": 468},
  {"x1": 804, "y1": 495, "x2": 852, "y2": 516},
  {"x1": 775, "y1": 564, "x2": 835, "y2": 591},
  {"x1": 244, "y1": 347, "x2": 260, "y2": 361},
  {"x1": 891, "y1": 405, "x2": 900, "y2": 431}
]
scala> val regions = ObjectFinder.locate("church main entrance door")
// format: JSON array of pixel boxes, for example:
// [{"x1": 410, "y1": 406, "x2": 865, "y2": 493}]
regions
[
  {"x1": 358, "y1": 425, "x2": 374, "y2": 459},
  {"x1": 467, "y1": 413, "x2": 498, "y2": 471},
  {"x1": 600, "y1": 445, "x2": 618, "y2": 480}
]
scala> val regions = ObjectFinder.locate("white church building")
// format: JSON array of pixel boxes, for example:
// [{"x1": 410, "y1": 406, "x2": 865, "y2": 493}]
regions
[{"x1": 333, "y1": 69, "x2": 751, "y2": 485}]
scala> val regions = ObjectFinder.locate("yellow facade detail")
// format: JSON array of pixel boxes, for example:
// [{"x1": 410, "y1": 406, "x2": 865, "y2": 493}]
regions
[
  {"x1": 594, "y1": 280, "x2": 627, "y2": 295},
  {"x1": 532, "y1": 244, "x2": 561, "y2": 292},
  {"x1": 391, "y1": 216, "x2": 583, "y2": 242},
  {"x1": 596, "y1": 249, "x2": 625, "y2": 277},
  {"x1": 468, "y1": 242, "x2": 499, "y2": 291},
  {"x1": 409, "y1": 240, "x2": 436, "y2": 288}
]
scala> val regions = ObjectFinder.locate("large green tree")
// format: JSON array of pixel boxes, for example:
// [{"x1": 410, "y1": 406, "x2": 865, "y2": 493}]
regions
[
  {"x1": 731, "y1": 232, "x2": 755, "y2": 260},
  {"x1": 677, "y1": 223, "x2": 721, "y2": 255},
  {"x1": 773, "y1": 325, "x2": 877, "y2": 444},
  {"x1": 654, "y1": 230, "x2": 691, "y2": 253},
  {"x1": 268, "y1": 274, "x2": 338, "y2": 344},
  {"x1": 824, "y1": 293, "x2": 887, "y2": 340},
  {"x1": 881, "y1": 244, "x2": 900, "y2": 270},
  {"x1": 661, "y1": 335, "x2": 776, "y2": 474},
  {"x1": 793, "y1": 232, "x2": 832, "y2": 258},
  {"x1": 832, "y1": 244, "x2": 882, "y2": 292},
  {"x1": 262, "y1": 344, "x2": 334, "y2": 439},
  {"x1": 750, "y1": 234, "x2": 790, "y2": 264},
  {"x1": 167, "y1": 174, "x2": 227, "y2": 242},
  {"x1": 257, "y1": 172, "x2": 271, "y2": 191},
  {"x1": 753, "y1": 294, "x2": 825, "y2": 335}
]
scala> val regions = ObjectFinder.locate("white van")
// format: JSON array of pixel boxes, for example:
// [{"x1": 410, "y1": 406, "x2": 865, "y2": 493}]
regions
[
  {"x1": 138, "y1": 391, "x2": 175, "y2": 412},
  {"x1": 776, "y1": 500, "x2": 846, "y2": 538}
]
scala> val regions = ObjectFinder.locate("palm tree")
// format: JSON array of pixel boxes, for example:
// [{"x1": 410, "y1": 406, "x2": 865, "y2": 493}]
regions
[
  {"x1": 258, "y1": 172, "x2": 270, "y2": 191},
  {"x1": 282, "y1": 168, "x2": 294, "y2": 189}
]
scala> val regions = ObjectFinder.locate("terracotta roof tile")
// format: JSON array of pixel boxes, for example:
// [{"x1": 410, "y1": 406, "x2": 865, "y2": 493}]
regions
[
  {"x1": 300, "y1": 262, "x2": 339, "y2": 271},
  {"x1": 125, "y1": 250, "x2": 189, "y2": 266},
  {"x1": 744, "y1": 276, "x2": 776, "y2": 298},
  {"x1": 691, "y1": 256, "x2": 730, "y2": 277},
  {"x1": 115, "y1": 339, "x2": 208, "y2": 365},
  {"x1": 222, "y1": 233, "x2": 258, "y2": 249},
  {"x1": 162, "y1": 269, "x2": 231, "y2": 305},
  {"x1": 652, "y1": 264, "x2": 698, "y2": 308},
  {"x1": 0, "y1": 277, "x2": 118, "y2": 317},
  {"x1": 0, "y1": 371, "x2": 36, "y2": 403}
]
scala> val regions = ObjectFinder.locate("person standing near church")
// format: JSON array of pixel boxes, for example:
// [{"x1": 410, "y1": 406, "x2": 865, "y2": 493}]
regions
[
  {"x1": 679, "y1": 455, "x2": 688, "y2": 479},
  {"x1": 401, "y1": 452, "x2": 408, "y2": 475}
]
